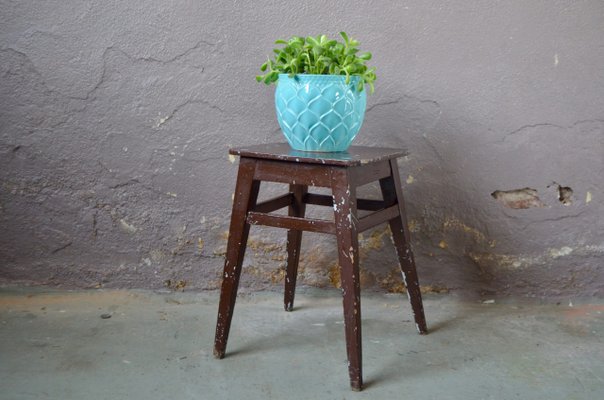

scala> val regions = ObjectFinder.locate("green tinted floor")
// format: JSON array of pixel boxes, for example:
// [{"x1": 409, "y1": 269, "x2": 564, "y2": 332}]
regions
[{"x1": 1, "y1": 287, "x2": 602, "y2": 399}]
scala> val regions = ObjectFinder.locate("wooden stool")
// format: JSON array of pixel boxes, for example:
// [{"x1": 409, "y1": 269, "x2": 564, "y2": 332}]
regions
[{"x1": 213, "y1": 143, "x2": 427, "y2": 391}]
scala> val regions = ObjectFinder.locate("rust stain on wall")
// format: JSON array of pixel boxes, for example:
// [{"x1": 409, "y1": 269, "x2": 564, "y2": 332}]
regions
[
  {"x1": 210, "y1": 223, "x2": 459, "y2": 293},
  {"x1": 379, "y1": 269, "x2": 449, "y2": 294},
  {"x1": 467, "y1": 245, "x2": 603, "y2": 272},
  {"x1": 442, "y1": 216, "x2": 495, "y2": 247},
  {"x1": 164, "y1": 279, "x2": 187, "y2": 291}
]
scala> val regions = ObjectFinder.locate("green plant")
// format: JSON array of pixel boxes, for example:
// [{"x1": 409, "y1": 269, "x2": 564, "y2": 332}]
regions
[{"x1": 256, "y1": 32, "x2": 376, "y2": 93}]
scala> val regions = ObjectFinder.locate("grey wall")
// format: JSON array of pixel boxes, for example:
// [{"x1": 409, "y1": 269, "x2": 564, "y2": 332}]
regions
[{"x1": 1, "y1": 0, "x2": 603, "y2": 297}]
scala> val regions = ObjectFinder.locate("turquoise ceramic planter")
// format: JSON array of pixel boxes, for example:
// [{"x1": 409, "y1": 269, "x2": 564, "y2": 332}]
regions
[{"x1": 275, "y1": 74, "x2": 367, "y2": 152}]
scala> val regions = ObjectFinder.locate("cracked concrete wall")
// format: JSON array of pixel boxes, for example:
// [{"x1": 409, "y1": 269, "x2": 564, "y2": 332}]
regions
[{"x1": 1, "y1": 1, "x2": 603, "y2": 297}]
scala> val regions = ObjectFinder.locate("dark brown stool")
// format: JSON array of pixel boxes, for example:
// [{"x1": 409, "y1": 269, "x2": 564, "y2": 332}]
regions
[{"x1": 213, "y1": 143, "x2": 427, "y2": 391}]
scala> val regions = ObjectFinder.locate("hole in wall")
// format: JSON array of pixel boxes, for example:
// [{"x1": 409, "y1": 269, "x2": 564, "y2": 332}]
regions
[
  {"x1": 492, "y1": 183, "x2": 574, "y2": 209},
  {"x1": 491, "y1": 188, "x2": 545, "y2": 209},
  {"x1": 548, "y1": 182, "x2": 573, "y2": 206}
]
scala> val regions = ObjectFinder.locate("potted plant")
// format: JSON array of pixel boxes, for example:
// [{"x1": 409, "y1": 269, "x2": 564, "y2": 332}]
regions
[{"x1": 257, "y1": 32, "x2": 376, "y2": 152}]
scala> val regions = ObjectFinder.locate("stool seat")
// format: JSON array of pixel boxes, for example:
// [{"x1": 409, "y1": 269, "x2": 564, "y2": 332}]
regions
[
  {"x1": 231, "y1": 142, "x2": 405, "y2": 166},
  {"x1": 214, "y1": 143, "x2": 428, "y2": 391}
]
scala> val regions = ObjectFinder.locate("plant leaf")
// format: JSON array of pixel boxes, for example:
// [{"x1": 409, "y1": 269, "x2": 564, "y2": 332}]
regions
[
  {"x1": 339, "y1": 31, "x2": 349, "y2": 46},
  {"x1": 257, "y1": 32, "x2": 376, "y2": 94},
  {"x1": 306, "y1": 36, "x2": 319, "y2": 47}
]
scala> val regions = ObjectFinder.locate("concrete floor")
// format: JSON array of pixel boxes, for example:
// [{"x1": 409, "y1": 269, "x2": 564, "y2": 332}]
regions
[{"x1": 0, "y1": 287, "x2": 602, "y2": 400}]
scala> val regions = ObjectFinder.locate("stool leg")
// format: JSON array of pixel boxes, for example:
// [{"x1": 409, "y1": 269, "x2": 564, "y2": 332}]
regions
[
  {"x1": 380, "y1": 159, "x2": 428, "y2": 334},
  {"x1": 331, "y1": 169, "x2": 363, "y2": 391},
  {"x1": 214, "y1": 158, "x2": 260, "y2": 359},
  {"x1": 284, "y1": 184, "x2": 307, "y2": 312}
]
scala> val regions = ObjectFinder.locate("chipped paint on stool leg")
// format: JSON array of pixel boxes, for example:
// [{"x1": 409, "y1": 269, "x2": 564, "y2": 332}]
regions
[{"x1": 400, "y1": 270, "x2": 408, "y2": 287}]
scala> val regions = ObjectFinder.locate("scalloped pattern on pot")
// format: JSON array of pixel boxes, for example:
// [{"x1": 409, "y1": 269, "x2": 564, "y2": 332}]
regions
[{"x1": 275, "y1": 74, "x2": 367, "y2": 152}]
